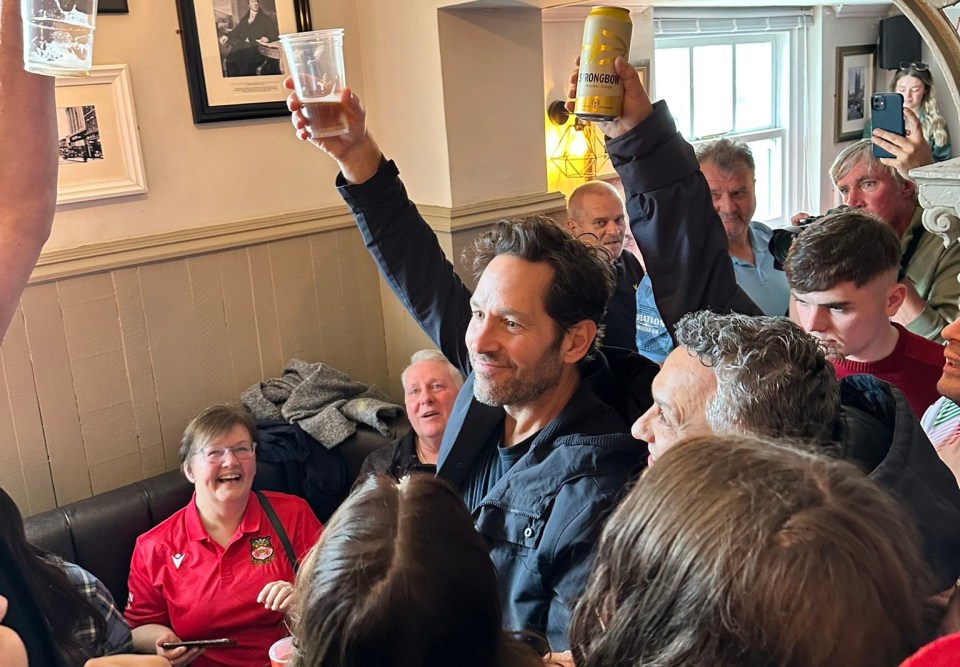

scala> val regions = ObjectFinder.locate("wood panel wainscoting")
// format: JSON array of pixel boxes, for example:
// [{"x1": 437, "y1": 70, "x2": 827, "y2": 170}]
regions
[
  {"x1": 0, "y1": 190, "x2": 566, "y2": 517},
  {"x1": 1, "y1": 209, "x2": 390, "y2": 516}
]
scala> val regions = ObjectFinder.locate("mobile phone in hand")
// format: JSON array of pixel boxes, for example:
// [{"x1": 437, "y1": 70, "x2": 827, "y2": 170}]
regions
[
  {"x1": 160, "y1": 638, "x2": 237, "y2": 649},
  {"x1": 871, "y1": 93, "x2": 906, "y2": 159}
]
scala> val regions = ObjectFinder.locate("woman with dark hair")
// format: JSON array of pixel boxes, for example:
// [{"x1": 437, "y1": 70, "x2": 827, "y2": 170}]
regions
[
  {"x1": 288, "y1": 474, "x2": 543, "y2": 667},
  {"x1": 0, "y1": 487, "x2": 132, "y2": 665},
  {"x1": 865, "y1": 62, "x2": 951, "y2": 162},
  {"x1": 569, "y1": 434, "x2": 931, "y2": 667}
]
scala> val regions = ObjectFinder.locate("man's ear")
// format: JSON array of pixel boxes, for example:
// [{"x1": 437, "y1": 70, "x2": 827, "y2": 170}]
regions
[
  {"x1": 563, "y1": 218, "x2": 578, "y2": 235},
  {"x1": 886, "y1": 281, "x2": 907, "y2": 317},
  {"x1": 562, "y1": 319, "x2": 598, "y2": 364}
]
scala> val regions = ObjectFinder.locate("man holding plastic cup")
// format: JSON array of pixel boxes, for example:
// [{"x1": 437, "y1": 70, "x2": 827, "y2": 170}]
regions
[{"x1": 0, "y1": 0, "x2": 56, "y2": 342}]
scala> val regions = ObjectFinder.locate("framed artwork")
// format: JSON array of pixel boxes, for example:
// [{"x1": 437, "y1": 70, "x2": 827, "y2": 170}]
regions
[
  {"x1": 55, "y1": 64, "x2": 147, "y2": 205},
  {"x1": 632, "y1": 58, "x2": 651, "y2": 92},
  {"x1": 835, "y1": 44, "x2": 876, "y2": 143},
  {"x1": 175, "y1": 0, "x2": 313, "y2": 123},
  {"x1": 98, "y1": 0, "x2": 129, "y2": 13}
]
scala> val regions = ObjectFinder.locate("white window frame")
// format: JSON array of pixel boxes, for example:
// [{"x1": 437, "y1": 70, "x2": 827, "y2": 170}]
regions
[{"x1": 653, "y1": 9, "x2": 811, "y2": 227}]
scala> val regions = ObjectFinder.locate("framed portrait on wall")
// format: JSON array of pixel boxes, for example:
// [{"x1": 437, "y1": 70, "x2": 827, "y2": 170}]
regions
[
  {"x1": 175, "y1": 0, "x2": 313, "y2": 123},
  {"x1": 631, "y1": 58, "x2": 651, "y2": 92},
  {"x1": 98, "y1": 0, "x2": 129, "y2": 13},
  {"x1": 835, "y1": 44, "x2": 876, "y2": 143},
  {"x1": 55, "y1": 65, "x2": 147, "y2": 205}
]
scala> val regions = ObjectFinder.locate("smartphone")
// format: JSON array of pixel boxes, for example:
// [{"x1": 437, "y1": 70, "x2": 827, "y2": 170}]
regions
[
  {"x1": 870, "y1": 92, "x2": 905, "y2": 159},
  {"x1": 160, "y1": 638, "x2": 237, "y2": 649}
]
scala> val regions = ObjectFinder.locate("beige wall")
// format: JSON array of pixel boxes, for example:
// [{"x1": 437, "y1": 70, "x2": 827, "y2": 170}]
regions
[
  {"x1": 8, "y1": 0, "x2": 572, "y2": 515},
  {"x1": 3, "y1": 218, "x2": 389, "y2": 516}
]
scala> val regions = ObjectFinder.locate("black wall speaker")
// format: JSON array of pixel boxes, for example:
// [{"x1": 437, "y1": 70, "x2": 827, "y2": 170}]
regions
[{"x1": 878, "y1": 15, "x2": 922, "y2": 70}]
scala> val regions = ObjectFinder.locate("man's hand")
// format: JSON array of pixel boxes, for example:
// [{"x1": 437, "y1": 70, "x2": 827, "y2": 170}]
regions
[
  {"x1": 790, "y1": 211, "x2": 812, "y2": 226},
  {"x1": 0, "y1": 596, "x2": 27, "y2": 667},
  {"x1": 257, "y1": 580, "x2": 294, "y2": 612},
  {"x1": 875, "y1": 107, "x2": 934, "y2": 181},
  {"x1": 284, "y1": 81, "x2": 382, "y2": 184},
  {"x1": 565, "y1": 56, "x2": 654, "y2": 139},
  {"x1": 543, "y1": 650, "x2": 576, "y2": 667}
]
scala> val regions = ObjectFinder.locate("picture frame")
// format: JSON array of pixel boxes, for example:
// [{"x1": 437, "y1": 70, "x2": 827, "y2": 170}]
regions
[
  {"x1": 175, "y1": 0, "x2": 313, "y2": 123},
  {"x1": 55, "y1": 64, "x2": 147, "y2": 205},
  {"x1": 98, "y1": 0, "x2": 129, "y2": 13},
  {"x1": 632, "y1": 58, "x2": 651, "y2": 92},
  {"x1": 835, "y1": 44, "x2": 876, "y2": 143}
]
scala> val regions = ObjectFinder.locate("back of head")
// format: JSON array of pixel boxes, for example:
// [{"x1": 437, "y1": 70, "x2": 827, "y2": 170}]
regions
[
  {"x1": 695, "y1": 137, "x2": 755, "y2": 174},
  {"x1": 570, "y1": 434, "x2": 930, "y2": 667},
  {"x1": 674, "y1": 311, "x2": 839, "y2": 441},
  {"x1": 290, "y1": 475, "x2": 540, "y2": 667},
  {"x1": 463, "y1": 215, "x2": 615, "y2": 355},
  {"x1": 0, "y1": 488, "x2": 104, "y2": 664},
  {"x1": 784, "y1": 208, "x2": 902, "y2": 293}
]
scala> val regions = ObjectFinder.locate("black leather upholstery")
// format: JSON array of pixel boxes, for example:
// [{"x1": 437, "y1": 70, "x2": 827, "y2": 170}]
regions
[{"x1": 23, "y1": 419, "x2": 409, "y2": 606}]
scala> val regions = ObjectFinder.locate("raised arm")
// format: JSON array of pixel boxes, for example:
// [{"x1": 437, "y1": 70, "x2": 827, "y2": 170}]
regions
[
  {"x1": 286, "y1": 85, "x2": 473, "y2": 371},
  {"x1": 566, "y1": 57, "x2": 760, "y2": 335},
  {"x1": 0, "y1": 0, "x2": 56, "y2": 340}
]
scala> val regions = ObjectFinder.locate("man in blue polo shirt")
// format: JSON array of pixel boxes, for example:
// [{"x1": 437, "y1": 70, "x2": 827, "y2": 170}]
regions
[{"x1": 697, "y1": 138, "x2": 789, "y2": 316}]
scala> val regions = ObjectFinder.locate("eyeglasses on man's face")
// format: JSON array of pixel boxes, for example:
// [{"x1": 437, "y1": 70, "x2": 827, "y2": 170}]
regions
[
  {"x1": 899, "y1": 61, "x2": 929, "y2": 72},
  {"x1": 195, "y1": 442, "x2": 257, "y2": 463}
]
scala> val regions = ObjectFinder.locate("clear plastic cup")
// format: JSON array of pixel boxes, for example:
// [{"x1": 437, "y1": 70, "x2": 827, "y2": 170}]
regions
[
  {"x1": 279, "y1": 29, "x2": 348, "y2": 138},
  {"x1": 269, "y1": 636, "x2": 294, "y2": 667},
  {"x1": 21, "y1": 0, "x2": 98, "y2": 77}
]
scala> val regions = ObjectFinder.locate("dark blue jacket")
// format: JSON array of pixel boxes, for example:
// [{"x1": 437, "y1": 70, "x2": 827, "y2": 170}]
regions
[
  {"x1": 336, "y1": 102, "x2": 750, "y2": 649},
  {"x1": 837, "y1": 374, "x2": 960, "y2": 591}
]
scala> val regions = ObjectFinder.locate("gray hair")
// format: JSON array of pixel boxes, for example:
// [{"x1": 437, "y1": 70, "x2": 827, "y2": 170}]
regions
[
  {"x1": 674, "y1": 312, "x2": 839, "y2": 441},
  {"x1": 695, "y1": 138, "x2": 755, "y2": 175},
  {"x1": 829, "y1": 139, "x2": 912, "y2": 190},
  {"x1": 400, "y1": 349, "x2": 465, "y2": 391}
]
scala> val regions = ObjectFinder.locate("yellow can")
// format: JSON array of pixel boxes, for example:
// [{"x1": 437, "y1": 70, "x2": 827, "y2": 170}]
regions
[{"x1": 574, "y1": 6, "x2": 633, "y2": 121}]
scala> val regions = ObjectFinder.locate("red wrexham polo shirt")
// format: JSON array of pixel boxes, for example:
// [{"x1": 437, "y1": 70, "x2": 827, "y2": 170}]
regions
[{"x1": 125, "y1": 491, "x2": 322, "y2": 667}]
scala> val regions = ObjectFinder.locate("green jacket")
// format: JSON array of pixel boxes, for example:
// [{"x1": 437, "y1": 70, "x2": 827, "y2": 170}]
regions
[{"x1": 903, "y1": 206, "x2": 960, "y2": 341}]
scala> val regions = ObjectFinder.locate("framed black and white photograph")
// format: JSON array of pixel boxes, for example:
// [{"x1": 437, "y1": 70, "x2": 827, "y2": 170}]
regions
[
  {"x1": 175, "y1": 0, "x2": 313, "y2": 123},
  {"x1": 835, "y1": 44, "x2": 876, "y2": 143},
  {"x1": 98, "y1": 0, "x2": 129, "y2": 13},
  {"x1": 55, "y1": 64, "x2": 147, "y2": 205}
]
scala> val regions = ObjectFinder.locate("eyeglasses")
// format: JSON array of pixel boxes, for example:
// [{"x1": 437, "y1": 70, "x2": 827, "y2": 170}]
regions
[
  {"x1": 899, "y1": 61, "x2": 929, "y2": 72},
  {"x1": 195, "y1": 442, "x2": 256, "y2": 463}
]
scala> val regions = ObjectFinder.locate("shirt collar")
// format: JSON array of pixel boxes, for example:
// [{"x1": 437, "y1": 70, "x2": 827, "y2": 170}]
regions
[{"x1": 184, "y1": 491, "x2": 262, "y2": 541}]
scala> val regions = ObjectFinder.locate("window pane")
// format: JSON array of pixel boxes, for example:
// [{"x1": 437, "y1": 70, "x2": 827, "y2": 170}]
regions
[
  {"x1": 746, "y1": 137, "x2": 782, "y2": 222},
  {"x1": 735, "y1": 42, "x2": 773, "y2": 131},
  {"x1": 654, "y1": 48, "x2": 691, "y2": 137},
  {"x1": 692, "y1": 45, "x2": 732, "y2": 138}
]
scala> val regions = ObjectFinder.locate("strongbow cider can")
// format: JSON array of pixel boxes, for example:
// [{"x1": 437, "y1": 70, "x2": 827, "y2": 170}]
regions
[{"x1": 574, "y1": 6, "x2": 632, "y2": 121}]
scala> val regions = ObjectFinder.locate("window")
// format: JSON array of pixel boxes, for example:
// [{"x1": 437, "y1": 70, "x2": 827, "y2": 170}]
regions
[{"x1": 653, "y1": 10, "x2": 810, "y2": 226}]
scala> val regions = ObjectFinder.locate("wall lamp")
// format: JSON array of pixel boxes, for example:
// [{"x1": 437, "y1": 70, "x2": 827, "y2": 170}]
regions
[{"x1": 546, "y1": 100, "x2": 608, "y2": 180}]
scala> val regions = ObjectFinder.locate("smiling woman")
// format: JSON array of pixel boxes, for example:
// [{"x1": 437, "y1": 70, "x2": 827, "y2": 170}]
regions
[{"x1": 124, "y1": 405, "x2": 322, "y2": 667}]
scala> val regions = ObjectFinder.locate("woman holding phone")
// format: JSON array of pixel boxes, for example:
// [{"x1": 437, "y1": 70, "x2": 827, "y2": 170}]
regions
[
  {"x1": 865, "y1": 62, "x2": 951, "y2": 162},
  {"x1": 125, "y1": 405, "x2": 322, "y2": 667}
]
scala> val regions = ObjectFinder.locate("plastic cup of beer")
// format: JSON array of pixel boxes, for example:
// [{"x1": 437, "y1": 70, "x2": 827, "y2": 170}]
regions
[
  {"x1": 21, "y1": 0, "x2": 98, "y2": 76},
  {"x1": 279, "y1": 28, "x2": 348, "y2": 139},
  {"x1": 269, "y1": 636, "x2": 294, "y2": 667}
]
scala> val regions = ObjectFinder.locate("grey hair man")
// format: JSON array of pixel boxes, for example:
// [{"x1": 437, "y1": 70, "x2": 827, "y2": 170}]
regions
[
  {"x1": 564, "y1": 181, "x2": 643, "y2": 350},
  {"x1": 696, "y1": 139, "x2": 789, "y2": 316},
  {"x1": 826, "y1": 140, "x2": 960, "y2": 340},
  {"x1": 359, "y1": 349, "x2": 465, "y2": 480},
  {"x1": 632, "y1": 310, "x2": 960, "y2": 593}
]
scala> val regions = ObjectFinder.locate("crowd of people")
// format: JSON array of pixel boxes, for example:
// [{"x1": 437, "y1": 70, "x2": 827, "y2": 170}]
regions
[{"x1": 6, "y1": 0, "x2": 960, "y2": 662}]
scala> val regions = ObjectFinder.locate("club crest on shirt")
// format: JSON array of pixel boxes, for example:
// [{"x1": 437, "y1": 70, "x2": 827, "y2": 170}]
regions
[{"x1": 250, "y1": 536, "x2": 275, "y2": 565}]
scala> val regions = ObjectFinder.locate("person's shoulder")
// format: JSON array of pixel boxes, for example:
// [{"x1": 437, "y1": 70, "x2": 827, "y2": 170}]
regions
[
  {"x1": 257, "y1": 489, "x2": 312, "y2": 512},
  {"x1": 900, "y1": 326, "x2": 946, "y2": 366}
]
